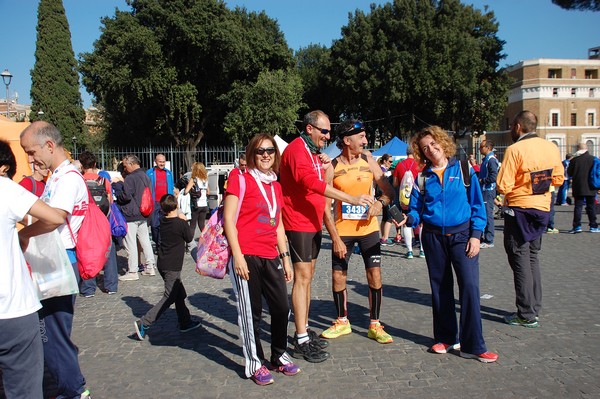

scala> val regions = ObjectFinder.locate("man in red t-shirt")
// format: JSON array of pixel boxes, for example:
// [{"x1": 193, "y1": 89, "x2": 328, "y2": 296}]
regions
[
  {"x1": 393, "y1": 147, "x2": 424, "y2": 258},
  {"x1": 224, "y1": 154, "x2": 247, "y2": 190},
  {"x1": 18, "y1": 164, "x2": 48, "y2": 197},
  {"x1": 280, "y1": 110, "x2": 374, "y2": 363},
  {"x1": 147, "y1": 154, "x2": 174, "y2": 247}
]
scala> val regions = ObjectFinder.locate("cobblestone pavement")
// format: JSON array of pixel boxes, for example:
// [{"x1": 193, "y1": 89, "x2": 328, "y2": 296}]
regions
[{"x1": 4, "y1": 206, "x2": 600, "y2": 398}]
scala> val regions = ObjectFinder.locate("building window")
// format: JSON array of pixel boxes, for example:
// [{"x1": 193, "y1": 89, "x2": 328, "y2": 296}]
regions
[
  {"x1": 590, "y1": 88, "x2": 595, "y2": 98},
  {"x1": 585, "y1": 69, "x2": 598, "y2": 79},
  {"x1": 548, "y1": 68, "x2": 562, "y2": 79},
  {"x1": 571, "y1": 113, "x2": 577, "y2": 126},
  {"x1": 571, "y1": 88, "x2": 577, "y2": 97},
  {"x1": 571, "y1": 68, "x2": 576, "y2": 78},
  {"x1": 552, "y1": 113, "x2": 559, "y2": 126},
  {"x1": 553, "y1": 88, "x2": 558, "y2": 97},
  {"x1": 589, "y1": 113, "x2": 596, "y2": 126}
]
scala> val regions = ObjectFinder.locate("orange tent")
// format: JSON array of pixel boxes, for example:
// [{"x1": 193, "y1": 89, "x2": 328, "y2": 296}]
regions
[{"x1": 0, "y1": 116, "x2": 32, "y2": 182}]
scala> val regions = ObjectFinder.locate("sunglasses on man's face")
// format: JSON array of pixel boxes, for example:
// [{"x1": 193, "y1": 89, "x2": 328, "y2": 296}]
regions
[
  {"x1": 309, "y1": 123, "x2": 331, "y2": 135},
  {"x1": 255, "y1": 147, "x2": 276, "y2": 155}
]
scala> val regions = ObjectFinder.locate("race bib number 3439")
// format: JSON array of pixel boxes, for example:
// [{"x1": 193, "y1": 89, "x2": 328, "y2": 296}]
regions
[{"x1": 341, "y1": 202, "x2": 368, "y2": 220}]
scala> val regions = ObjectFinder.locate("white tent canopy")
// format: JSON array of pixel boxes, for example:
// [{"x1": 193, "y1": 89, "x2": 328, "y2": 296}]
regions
[{"x1": 274, "y1": 134, "x2": 288, "y2": 154}]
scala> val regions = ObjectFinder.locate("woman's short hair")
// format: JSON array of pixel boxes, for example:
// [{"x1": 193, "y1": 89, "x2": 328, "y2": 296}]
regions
[
  {"x1": 0, "y1": 140, "x2": 17, "y2": 179},
  {"x1": 245, "y1": 133, "x2": 281, "y2": 174},
  {"x1": 411, "y1": 126, "x2": 456, "y2": 167}
]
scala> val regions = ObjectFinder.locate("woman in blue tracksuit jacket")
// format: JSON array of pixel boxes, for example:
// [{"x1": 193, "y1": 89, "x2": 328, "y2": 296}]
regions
[{"x1": 404, "y1": 126, "x2": 498, "y2": 363}]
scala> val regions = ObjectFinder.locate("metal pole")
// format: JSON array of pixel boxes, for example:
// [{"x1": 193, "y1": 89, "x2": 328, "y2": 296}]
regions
[{"x1": 4, "y1": 84, "x2": 8, "y2": 117}]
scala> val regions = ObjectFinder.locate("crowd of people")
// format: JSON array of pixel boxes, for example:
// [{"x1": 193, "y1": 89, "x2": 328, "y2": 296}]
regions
[{"x1": 1, "y1": 108, "x2": 597, "y2": 395}]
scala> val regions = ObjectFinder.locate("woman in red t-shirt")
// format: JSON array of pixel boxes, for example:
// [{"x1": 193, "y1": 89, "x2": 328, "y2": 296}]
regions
[{"x1": 224, "y1": 133, "x2": 297, "y2": 386}]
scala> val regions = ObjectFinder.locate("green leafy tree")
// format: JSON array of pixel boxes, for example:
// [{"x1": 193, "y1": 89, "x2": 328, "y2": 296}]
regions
[
  {"x1": 552, "y1": 0, "x2": 600, "y2": 11},
  {"x1": 79, "y1": 0, "x2": 297, "y2": 168},
  {"x1": 328, "y1": 0, "x2": 510, "y2": 138},
  {"x1": 222, "y1": 69, "x2": 305, "y2": 144},
  {"x1": 295, "y1": 44, "x2": 335, "y2": 116},
  {"x1": 30, "y1": 0, "x2": 84, "y2": 151}
]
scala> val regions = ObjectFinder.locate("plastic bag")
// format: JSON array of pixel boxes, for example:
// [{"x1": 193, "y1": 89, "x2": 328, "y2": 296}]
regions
[{"x1": 23, "y1": 230, "x2": 79, "y2": 300}]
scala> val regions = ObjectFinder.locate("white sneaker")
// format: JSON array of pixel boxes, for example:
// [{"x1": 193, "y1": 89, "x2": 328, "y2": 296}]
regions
[
  {"x1": 141, "y1": 267, "x2": 156, "y2": 276},
  {"x1": 118, "y1": 272, "x2": 139, "y2": 281}
]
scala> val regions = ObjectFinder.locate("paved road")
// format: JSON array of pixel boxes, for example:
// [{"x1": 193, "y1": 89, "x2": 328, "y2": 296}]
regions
[{"x1": 3, "y1": 206, "x2": 600, "y2": 398}]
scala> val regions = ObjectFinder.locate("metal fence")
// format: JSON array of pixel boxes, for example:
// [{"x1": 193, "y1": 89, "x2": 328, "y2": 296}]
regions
[{"x1": 77, "y1": 144, "x2": 243, "y2": 179}]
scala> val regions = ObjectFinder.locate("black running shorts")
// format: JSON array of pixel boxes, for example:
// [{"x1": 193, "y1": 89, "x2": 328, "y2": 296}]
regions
[{"x1": 285, "y1": 230, "x2": 322, "y2": 263}]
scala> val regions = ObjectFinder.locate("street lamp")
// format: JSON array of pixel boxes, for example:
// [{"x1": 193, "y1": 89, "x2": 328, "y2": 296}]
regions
[
  {"x1": 72, "y1": 136, "x2": 77, "y2": 157},
  {"x1": 1, "y1": 69, "x2": 12, "y2": 118}
]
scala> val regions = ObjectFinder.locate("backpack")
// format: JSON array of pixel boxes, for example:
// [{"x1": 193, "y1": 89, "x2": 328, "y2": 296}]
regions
[
  {"x1": 589, "y1": 156, "x2": 600, "y2": 190},
  {"x1": 109, "y1": 202, "x2": 128, "y2": 237},
  {"x1": 140, "y1": 186, "x2": 154, "y2": 217},
  {"x1": 67, "y1": 171, "x2": 112, "y2": 280},
  {"x1": 399, "y1": 169, "x2": 415, "y2": 209},
  {"x1": 195, "y1": 176, "x2": 246, "y2": 279},
  {"x1": 86, "y1": 176, "x2": 110, "y2": 215}
]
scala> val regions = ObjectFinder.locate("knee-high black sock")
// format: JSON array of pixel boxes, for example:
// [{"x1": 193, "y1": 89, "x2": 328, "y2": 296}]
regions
[
  {"x1": 369, "y1": 287, "x2": 382, "y2": 321},
  {"x1": 333, "y1": 289, "x2": 347, "y2": 319}
]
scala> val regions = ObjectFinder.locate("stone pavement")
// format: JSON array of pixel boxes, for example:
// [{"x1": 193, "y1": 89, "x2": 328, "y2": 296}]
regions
[{"x1": 4, "y1": 206, "x2": 600, "y2": 398}]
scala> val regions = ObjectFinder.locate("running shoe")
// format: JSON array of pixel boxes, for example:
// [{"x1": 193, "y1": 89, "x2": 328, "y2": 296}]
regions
[
  {"x1": 307, "y1": 328, "x2": 329, "y2": 348},
  {"x1": 119, "y1": 272, "x2": 139, "y2": 281},
  {"x1": 405, "y1": 251, "x2": 414, "y2": 259},
  {"x1": 250, "y1": 365, "x2": 274, "y2": 385},
  {"x1": 141, "y1": 267, "x2": 156, "y2": 276},
  {"x1": 504, "y1": 313, "x2": 538, "y2": 328},
  {"x1": 419, "y1": 250, "x2": 426, "y2": 258},
  {"x1": 393, "y1": 237, "x2": 402, "y2": 244},
  {"x1": 430, "y1": 342, "x2": 460, "y2": 354},
  {"x1": 269, "y1": 362, "x2": 300, "y2": 376},
  {"x1": 480, "y1": 242, "x2": 494, "y2": 249},
  {"x1": 80, "y1": 389, "x2": 92, "y2": 398},
  {"x1": 380, "y1": 238, "x2": 394, "y2": 246},
  {"x1": 134, "y1": 320, "x2": 147, "y2": 340},
  {"x1": 546, "y1": 228, "x2": 559, "y2": 234},
  {"x1": 590, "y1": 227, "x2": 600, "y2": 233},
  {"x1": 367, "y1": 323, "x2": 393, "y2": 344},
  {"x1": 291, "y1": 338, "x2": 329, "y2": 363},
  {"x1": 460, "y1": 351, "x2": 499, "y2": 363},
  {"x1": 568, "y1": 226, "x2": 582, "y2": 234},
  {"x1": 321, "y1": 319, "x2": 352, "y2": 339},
  {"x1": 180, "y1": 320, "x2": 201, "y2": 333}
]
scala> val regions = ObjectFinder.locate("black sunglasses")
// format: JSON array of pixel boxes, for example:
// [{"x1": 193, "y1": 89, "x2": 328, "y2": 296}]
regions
[
  {"x1": 255, "y1": 147, "x2": 276, "y2": 155},
  {"x1": 309, "y1": 123, "x2": 331, "y2": 135}
]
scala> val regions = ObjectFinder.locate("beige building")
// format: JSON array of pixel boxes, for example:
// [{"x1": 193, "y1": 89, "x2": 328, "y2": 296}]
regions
[{"x1": 499, "y1": 55, "x2": 600, "y2": 158}]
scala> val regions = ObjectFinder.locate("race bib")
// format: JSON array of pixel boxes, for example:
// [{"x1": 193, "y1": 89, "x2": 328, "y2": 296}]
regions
[{"x1": 341, "y1": 202, "x2": 368, "y2": 220}]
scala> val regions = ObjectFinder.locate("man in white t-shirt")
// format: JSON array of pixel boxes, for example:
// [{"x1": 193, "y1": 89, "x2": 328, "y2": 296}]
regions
[
  {"x1": 20, "y1": 121, "x2": 92, "y2": 399},
  {"x1": 0, "y1": 139, "x2": 63, "y2": 399}
]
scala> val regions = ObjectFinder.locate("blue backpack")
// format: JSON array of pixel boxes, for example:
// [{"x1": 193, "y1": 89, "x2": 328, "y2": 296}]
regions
[{"x1": 589, "y1": 156, "x2": 600, "y2": 190}]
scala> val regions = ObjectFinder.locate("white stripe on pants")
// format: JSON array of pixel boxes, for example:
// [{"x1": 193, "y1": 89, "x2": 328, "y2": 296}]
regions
[{"x1": 228, "y1": 258, "x2": 262, "y2": 378}]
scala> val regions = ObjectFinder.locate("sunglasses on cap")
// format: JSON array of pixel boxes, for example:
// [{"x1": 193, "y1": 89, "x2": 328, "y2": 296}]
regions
[
  {"x1": 255, "y1": 147, "x2": 276, "y2": 155},
  {"x1": 309, "y1": 123, "x2": 331, "y2": 135},
  {"x1": 339, "y1": 121, "x2": 365, "y2": 137}
]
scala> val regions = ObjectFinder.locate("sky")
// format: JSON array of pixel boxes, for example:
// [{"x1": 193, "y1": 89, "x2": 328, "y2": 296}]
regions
[{"x1": 1, "y1": 0, "x2": 599, "y2": 108}]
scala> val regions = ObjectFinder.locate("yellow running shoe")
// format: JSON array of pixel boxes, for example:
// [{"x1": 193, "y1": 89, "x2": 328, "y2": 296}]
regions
[
  {"x1": 321, "y1": 319, "x2": 352, "y2": 339},
  {"x1": 368, "y1": 323, "x2": 393, "y2": 344}
]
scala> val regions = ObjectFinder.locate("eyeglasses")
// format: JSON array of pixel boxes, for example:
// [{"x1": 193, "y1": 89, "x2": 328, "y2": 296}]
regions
[
  {"x1": 255, "y1": 147, "x2": 276, "y2": 155},
  {"x1": 309, "y1": 123, "x2": 331, "y2": 135}
]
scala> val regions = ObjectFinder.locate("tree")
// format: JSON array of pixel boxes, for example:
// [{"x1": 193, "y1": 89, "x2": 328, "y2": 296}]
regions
[
  {"x1": 222, "y1": 69, "x2": 305, "y2": 144},
  {"x1": 295, "y1": 44, "x2": 335, "y2": 116},
  {"x1": 30, "y1": 0, "x2": 85, "y2": 151},
  {"x1": 327, "y1": 0, "x2": 510, "y2": 137},
  {"x1": 552, "y1": 0, "x2": 600, "y2": 11},
  {"x1": 79, "y1": 0, "x2": 299, "y2": 169}
]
